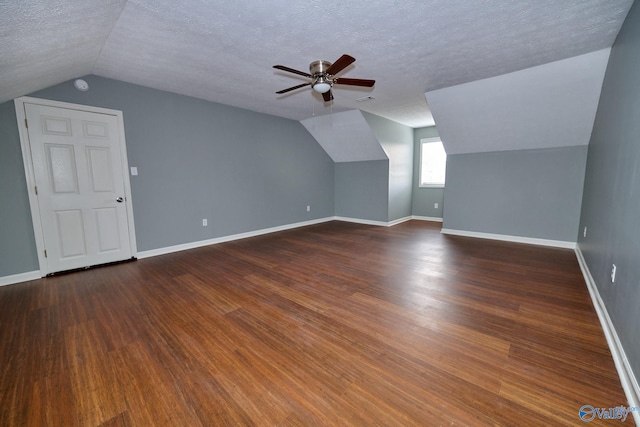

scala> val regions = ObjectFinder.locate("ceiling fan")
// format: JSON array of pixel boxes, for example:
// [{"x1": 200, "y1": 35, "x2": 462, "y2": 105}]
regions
[{"x1": 274, "y1": 54, "x2": 375, "y2": 102}]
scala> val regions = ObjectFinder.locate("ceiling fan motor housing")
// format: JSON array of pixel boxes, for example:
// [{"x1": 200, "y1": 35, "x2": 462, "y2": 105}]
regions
[
  {"x1": 310, "y1": 60, "x2": 333, "y2": 91},
  {"x1": 310, "y1": 60, "x2": 332, "y2": 76}
]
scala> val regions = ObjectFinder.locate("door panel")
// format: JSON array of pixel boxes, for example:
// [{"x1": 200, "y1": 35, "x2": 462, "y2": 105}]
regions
[
  {"x1": 25, "y1": 103, "x2": 133, "y2": 274},
  {"x1": 87, "y1": 147, "x2": 114, "y2": 192},
  {"x1": 95, "y1": 208, "x2": 121, "y2": 253},
  {"x1": 41, "y1": 115, "x2": 72, "y2": 136},
  {"x1": 83, "y1": 121, "x2": 109, "y2": 139},
  {"x1": 46, "y1": 144, "x2": 79, "y2": 193},
  {"x1": 55, "y1": 210, "x2": 87, "y2": 258}
]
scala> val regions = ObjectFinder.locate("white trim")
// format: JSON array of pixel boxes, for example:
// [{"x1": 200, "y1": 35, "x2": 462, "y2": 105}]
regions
[
  {"x1": 418, "y1": 184, "x2": 445, "y2": 189},
  {"x1": 138, "y1": 217, "x2": 334, "y2": 259},
  {"x1": 334, "y1": 216, "x2": 413, "y2": 227},
  {"x1": 15, "y1": 99, "x2": 47, "y2": 276},
  {"x1": 333, "y1": 216, "x2": 390, "y2": 227},
  {"x1": 575, "y1": 246, "x2": 640, "y2": 422},
  {"x1": 335, "y1": 215, "x2": 440, "y2": 227},
  {"x1": 411, "y1": 215, "x2": 443, "y2": 223},
  {"x1": 387, "y1": 216, "x2": 412, "y2": 227},
  {"x1": 440, "y1": 228, "x2": 576, "y2": 249},
  {"x1": 16, "y1": 96, "x2": 128, "y2": 116},
  {"x1": 0, "y1": 271, "x2": 41, "y2": 287},
  {"x1": 420, "y1": 137, "x2": 441, "y2": 143},
  {"x1": 14, "y1": 97, "x2": 138, "y2": 276}
]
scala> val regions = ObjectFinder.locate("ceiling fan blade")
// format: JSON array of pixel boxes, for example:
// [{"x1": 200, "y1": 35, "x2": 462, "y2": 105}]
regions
[
  {"x1": 273, "y1": 65, "x2": 312, "y2": 78},
  {"x1": 326, "y1": 54, "x2": 355, "y2": 76},
  {"x1": 322, "y1": 90, "x2": 334, "y2": 102},
  {"x1": 334, "y1": 77, "x2": 375, "y2": 87},
  {"x1": 276, "y1": 82, "x2": 311, "y2": 94}
]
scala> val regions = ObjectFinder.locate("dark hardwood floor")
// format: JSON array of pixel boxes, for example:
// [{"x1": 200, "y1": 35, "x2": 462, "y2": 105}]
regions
[{"x1": 0, "y1": 221, "x2": 629, "y2": 426}]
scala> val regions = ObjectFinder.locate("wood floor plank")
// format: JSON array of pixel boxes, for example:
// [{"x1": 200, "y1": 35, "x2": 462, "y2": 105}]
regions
[{"x1": 0, "y1": 220, "x2": 630, "y2": 425}]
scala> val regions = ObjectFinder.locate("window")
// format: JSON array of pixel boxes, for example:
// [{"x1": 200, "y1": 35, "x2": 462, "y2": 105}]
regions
[{"x1": 419, "y1": 138, "x2": 447, "y2": 187}]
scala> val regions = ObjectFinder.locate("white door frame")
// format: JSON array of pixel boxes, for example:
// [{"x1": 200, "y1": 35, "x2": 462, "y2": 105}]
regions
[{"x1": 14, "y1": 96, "x2": 137, "y2": 276}]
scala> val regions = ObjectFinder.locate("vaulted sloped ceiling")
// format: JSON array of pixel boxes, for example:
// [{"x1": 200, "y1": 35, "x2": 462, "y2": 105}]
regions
[
  {"x1": 0, "y1": 0, "x2": 633, "y2": 131},
  {"x1": 0, "y1": 1, "x2": 127, "y2": 102},
  {"x1": 301, "y1": 110, "x2": 388, "y2": 163},
  {"x1": 426, "y1": 49, "x2": 611, "y2": 154}
]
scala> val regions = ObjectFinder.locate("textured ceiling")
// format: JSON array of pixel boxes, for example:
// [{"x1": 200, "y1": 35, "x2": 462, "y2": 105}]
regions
[{"x1": 0, "y1": 0, "x2": 633, "y2": 128}]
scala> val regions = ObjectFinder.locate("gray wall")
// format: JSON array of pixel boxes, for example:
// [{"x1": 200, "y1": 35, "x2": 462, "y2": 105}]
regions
[
  {"x1": 334, "y1": 160, "x2": 389, "y2": 222},
  {"x1": 0, "y1": 75, "x2": 334, "y2": 276},
  {"x1": 412, "y1": 126, "x2": 444, "y2": 219},
  {"x1": 579, "y1": 1, "x2": 640, "y2": 381},
  {"x1": 0, "y1": 102, "x2": 40, "y2": 275},
  {"x1": 362, "y1": 112, "x2": 414, "y2": 221},
  {"x1": 443, "y1": 146, "x2": 587, "y2": 242}
]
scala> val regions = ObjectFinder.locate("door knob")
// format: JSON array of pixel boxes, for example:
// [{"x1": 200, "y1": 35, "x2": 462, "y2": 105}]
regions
[{"x1": 116, "y1": 197, "x2": 124, "y2": 203}]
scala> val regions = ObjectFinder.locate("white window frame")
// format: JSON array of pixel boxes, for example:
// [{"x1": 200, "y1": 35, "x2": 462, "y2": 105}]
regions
[{"x1": 419, "y1": 137, "x2": 447, "y2": 188}]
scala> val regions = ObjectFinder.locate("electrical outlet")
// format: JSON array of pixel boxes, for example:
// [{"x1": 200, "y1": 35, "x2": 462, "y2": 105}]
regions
[
  {"x1": 611, "y1": 264, "x2": 617, "y2": 283},
  {"x1": 434, "y1": 203, "x2": 439, "y2": 209},
  {"x1": 202, "y1": 218, "x2": 208, "y2": 227},
  {"x1": 306, "y1": 205, "x2": 310, "y2": 212},
  {"x1": 583, "y1": 226, "x2": 587, "y2": 238}
]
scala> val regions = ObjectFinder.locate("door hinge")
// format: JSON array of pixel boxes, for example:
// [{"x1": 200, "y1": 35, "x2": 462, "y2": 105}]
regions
[
  {"x1": 44, "y1": 250, "x2": 47, "y2": 258},
  {"x1": 34, "y1": 185, "x2": 38, "y2": 195},
  {"x1": 25, "y1": 118, "x2": 28, "y2": 128}
]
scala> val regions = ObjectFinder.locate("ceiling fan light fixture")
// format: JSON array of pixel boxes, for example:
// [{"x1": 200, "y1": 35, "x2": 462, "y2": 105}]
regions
[{"x1": 312, "y1": 77, "x2": 332, "y2": 94}]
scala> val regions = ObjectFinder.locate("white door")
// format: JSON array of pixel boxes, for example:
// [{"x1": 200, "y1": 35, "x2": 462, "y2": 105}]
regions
[{"x1": 23, "y1": 102, "x2": 135, "y2": 274}]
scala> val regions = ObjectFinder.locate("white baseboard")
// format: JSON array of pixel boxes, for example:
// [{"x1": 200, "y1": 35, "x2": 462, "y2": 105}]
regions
[
  {"x1": 388, "y1": 216, "x2": 413, "y2": 226},
  {"x1": 0, "y1": 270, "x2": 41, "y2": 287},
  {"x1": 333, "y1": 216, "x2": 390, "y2": 227},
  {"x1": 138, "y1": 217, "x2": 334, "y2": 259},
  {"x1": 335, "y1": 215, "x2": 418, "y2": 227},
  {"x1": 411, "y1": 215, "x2": 444, "y2": 223},
  {"x1": 440, "y1": 228, "x2": 576, "y2": 249},
  {"x1": 575, "y1": 246, "x2": 640, "y2": 423}
]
